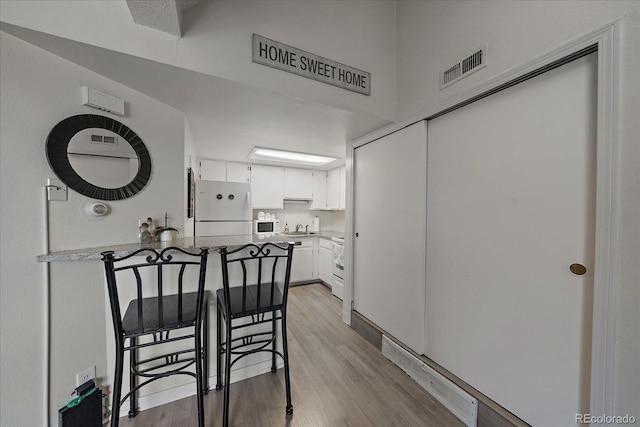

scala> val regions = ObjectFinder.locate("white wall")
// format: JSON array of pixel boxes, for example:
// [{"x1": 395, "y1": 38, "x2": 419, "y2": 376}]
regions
[
  {"x1": 396, "y1": 0, "x2": 640, "y2": 419},
  {"x1": 184, "y1": 116, "x2": 196, "y2": 237},
  {"x1": 0, "y1": 32, "x2": 186, "y2": 426},
  {"x1": 0, "y1": 0, "x2": 397, "y2": 121},
  {"x1": 3, "y1": 0, "x2": 636, "y2": 424}
]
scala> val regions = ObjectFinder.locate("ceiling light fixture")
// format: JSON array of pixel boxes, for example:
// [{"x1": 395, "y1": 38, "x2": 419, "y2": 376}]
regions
[{"x1": 249, "y1": 147, "x2": 338, "y2": 166}]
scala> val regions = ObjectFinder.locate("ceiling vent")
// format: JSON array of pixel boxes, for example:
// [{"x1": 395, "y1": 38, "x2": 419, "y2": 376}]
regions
[{"x1": 440, "y1": 45, "x2": 487, "y2": 90}]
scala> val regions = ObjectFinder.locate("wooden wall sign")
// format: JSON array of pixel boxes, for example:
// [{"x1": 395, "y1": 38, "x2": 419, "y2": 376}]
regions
[{"x1": 252, "y1": 34, "x2": 371, "y2": 96}]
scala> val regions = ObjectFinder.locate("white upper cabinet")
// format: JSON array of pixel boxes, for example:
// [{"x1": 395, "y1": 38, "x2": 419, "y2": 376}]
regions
[
  {"x1": 199, "y1": 159, "x2": 251, "y2": 183},
  {"x1": 226, "y1": 162, "x2": 251, "y2": 183},
  {"x1": 326, "y1": 167, "x2": 339, "y2": 209},
  {"x1": 326, "y1": 166, "x2": 345, "y2": 210},
  {"x1": 284, "y1": 168, "x2": 313, "y2": 199},
  {"x1": 339, "y1": 166, "x2": 346, "y2": 210},
  {"x1": 200, "y1": 158, "x2": 342, "y2": 210},
  {"x1": 251, "y1": 164, "x2": 284, "y2": 209},
  {"x1": 199, "y1": 159, "x2": 226, "y2": 181},
  {"x1": 310, "y1": 170, "x2": 327, "y2": 209}
]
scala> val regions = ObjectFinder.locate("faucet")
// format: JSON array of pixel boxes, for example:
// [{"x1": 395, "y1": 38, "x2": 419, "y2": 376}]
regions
[
  {"x1": 296, "y1": 223, "x2": 303, "y2": 232},
  {"x1": 305, "y1": 225, "x2": 309, "y2": 233}
]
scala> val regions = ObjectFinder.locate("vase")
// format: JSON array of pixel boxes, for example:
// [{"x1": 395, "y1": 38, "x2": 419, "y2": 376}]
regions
[{"x1": 160, "y1": 230, "x2": 176, "y2": 242}]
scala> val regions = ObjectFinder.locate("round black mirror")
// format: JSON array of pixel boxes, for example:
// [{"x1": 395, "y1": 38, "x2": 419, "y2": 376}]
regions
[{"x1": 46, "y1": 114, "x2": 152, "y2": 200}]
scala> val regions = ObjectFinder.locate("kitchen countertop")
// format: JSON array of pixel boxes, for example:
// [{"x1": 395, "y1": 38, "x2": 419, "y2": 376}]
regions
[
  {"x1": 278, "y1": 230, "x2": 344, "y2": 240},
  {"x1": 37, "y1": 231, "x2": 344, "y2": 262}
]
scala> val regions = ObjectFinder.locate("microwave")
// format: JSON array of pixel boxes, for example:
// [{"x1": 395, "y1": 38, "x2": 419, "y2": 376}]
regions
[{"x1": 254, "y1": 219, "x2": 280, "y2": 234}]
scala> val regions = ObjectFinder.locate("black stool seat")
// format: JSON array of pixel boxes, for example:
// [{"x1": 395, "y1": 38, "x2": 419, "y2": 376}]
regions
[
  {"x1": 122, "y1": 292, "x2": 209, "y2": 336},
  {"x1": 216, "y1": 283, "x2": 283, "y2": 319}
]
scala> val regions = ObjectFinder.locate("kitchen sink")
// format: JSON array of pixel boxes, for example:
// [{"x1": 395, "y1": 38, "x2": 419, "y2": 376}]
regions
[{"x1": 285, "y1": 231, "x2": 317, "y2": 236}]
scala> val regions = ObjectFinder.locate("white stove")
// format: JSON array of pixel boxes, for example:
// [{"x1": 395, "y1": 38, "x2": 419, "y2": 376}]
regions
[{"x1": 331, "y1": 237, "x2": 344, "y2": 299}]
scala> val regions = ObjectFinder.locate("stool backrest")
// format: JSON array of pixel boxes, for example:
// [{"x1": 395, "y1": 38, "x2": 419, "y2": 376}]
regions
[
  {"x1": 101, "y1": 247, "x2": 209, "y2": 339},
  {"x1": 219, "y1": 242, "x2": 295, "y2": 315}
]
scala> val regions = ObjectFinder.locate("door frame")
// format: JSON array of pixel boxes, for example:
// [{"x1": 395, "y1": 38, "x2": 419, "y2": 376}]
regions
[{"x1": 343, "y1": 21, "x2": 619, "y2": 417}]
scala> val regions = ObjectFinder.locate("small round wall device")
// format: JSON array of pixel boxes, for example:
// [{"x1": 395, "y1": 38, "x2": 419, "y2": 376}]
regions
[{"x1": 85, "y1": 201, "x2": 109, "y2": 217}]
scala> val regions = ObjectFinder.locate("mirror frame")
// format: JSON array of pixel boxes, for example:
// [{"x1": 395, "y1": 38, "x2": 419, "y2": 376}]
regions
[{"x1": 46, "y1": 114, "x2": 152, "y2": 200}]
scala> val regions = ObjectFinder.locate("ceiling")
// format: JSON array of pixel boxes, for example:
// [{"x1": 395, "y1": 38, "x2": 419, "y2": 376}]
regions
[
  {"x1": 1, "y1": 3, "x2": 392, "y2": 170},
  {"x1": 125, "y1": 0, "x2": 203, "y2": 37}
]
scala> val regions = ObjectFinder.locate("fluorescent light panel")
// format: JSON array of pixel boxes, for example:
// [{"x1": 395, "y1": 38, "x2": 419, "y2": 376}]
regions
[{"x1": 249, "y1": 147, "x2": 338, "y2": 166}]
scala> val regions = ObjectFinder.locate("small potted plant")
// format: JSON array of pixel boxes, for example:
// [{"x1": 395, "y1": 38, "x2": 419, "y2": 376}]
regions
[
  {"x1": 153, "y1": 212, "x2": 178, "y2": 242},
  {"x1": 154, "y1": 226, "x2": 179, "y2": 242}
]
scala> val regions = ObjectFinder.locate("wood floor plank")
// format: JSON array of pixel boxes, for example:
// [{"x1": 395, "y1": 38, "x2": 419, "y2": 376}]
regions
[{"x1": 118, "y1": 283, "x2": 464, "y2": 426}]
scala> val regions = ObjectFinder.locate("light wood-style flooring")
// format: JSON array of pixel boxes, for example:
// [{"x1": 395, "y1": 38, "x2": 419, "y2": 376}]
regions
[{"x1": 118, "y1": 283, "x2": 464, "y2": 426}]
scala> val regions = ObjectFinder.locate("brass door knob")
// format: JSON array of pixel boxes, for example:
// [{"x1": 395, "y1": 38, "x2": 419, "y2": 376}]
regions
[{"x1": 569, "y1": 263, "x2": 587, "y2": 276}]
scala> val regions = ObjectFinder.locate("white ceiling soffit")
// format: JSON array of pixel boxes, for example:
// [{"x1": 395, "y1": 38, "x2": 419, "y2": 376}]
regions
[
  {"x1": 125, "y1": 0, "x2": 202, "y2": 37},
  {"x1": 0, "y1": 23, "x2": 391, "y2": 167}
]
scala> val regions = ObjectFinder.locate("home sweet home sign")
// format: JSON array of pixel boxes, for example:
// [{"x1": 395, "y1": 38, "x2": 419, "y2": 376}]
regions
[{"x1": 252, "y1": 34, "x2": 371, "y2": 95}]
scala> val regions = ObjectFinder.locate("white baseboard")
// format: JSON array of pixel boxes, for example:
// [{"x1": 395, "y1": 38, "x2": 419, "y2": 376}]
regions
[{"x1": 381, "y1": 335, "x2": 477, "y2": 427}]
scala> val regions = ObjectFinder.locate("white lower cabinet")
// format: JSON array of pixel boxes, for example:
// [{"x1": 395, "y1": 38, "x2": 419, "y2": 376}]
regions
[
  {"x1": 290, "y1": 238, "x2": 314, "y2": 283},
  {"x1": 318, "y1": 239, "x2": 333, "y2": 285},
  {"x1": 285, "y1": 237, "x2": 340, "y2": 286}
]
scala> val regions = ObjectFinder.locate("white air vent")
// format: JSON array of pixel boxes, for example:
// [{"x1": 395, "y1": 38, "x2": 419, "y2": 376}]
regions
[
  {"x1": 440, "y1": 46, "x2": 487, "y2": 90},
  {"x1": 90, "y1": 134, "x2": 118, "y2": 146},
  {"x1": 381, "y1": 335, "x2": 478, "y2": 426},
  {"x1": 81, "y1": 86, "x2": 125, "y2": 116}
]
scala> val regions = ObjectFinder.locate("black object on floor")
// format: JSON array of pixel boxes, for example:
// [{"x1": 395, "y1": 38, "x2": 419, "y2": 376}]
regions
[{"x1": 58, "y1": 380, "x2": 102, "y2": 427}]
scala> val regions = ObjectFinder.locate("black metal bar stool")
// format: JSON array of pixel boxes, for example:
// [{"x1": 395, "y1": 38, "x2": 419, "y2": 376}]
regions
[
  {"x1": 101, "y1": 247, "x2": 210, "y2": 427},
  {"x1": 215, "y1": 242, "x2": 295, "y2": 427}
]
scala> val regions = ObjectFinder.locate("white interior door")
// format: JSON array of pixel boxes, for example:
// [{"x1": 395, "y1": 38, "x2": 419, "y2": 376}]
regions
[
  {"x1": 425, "y1": 54, "x2": 596, "y2": 425},
  {"x1": 353, "y1": 121, "x2": 427, "y2": 353}
]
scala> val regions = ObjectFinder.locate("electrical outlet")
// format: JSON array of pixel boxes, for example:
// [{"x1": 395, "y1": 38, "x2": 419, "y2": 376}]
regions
[{"x1": 76, "y1": 365, "x2": 96, "y2": 387}]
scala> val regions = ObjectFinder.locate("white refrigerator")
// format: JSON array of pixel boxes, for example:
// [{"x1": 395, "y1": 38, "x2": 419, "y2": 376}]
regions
[{"x1": 194, "y1": 180, "x2": 252, "y2": 236}]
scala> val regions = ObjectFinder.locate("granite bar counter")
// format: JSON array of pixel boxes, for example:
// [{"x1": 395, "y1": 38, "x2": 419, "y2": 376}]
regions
[{"x1": 37, "y1": 233, "x2": 303, "y2": 262}]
